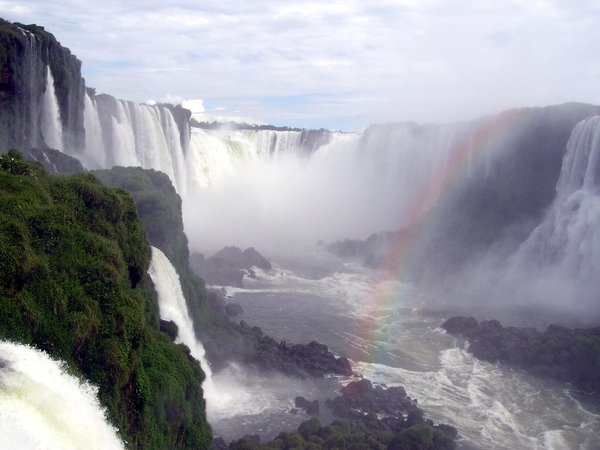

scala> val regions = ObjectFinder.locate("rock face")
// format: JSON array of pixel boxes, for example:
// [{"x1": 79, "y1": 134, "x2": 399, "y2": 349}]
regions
[
  {"x1": 21, "y1": 147, "x2": 84, "y2": 174},
  {"x1": 0, "y1": 20, "x2": 86, "y2": 153},
  {"x1": 442, "y1": 316, "x2": 600, "y2": 395},
  {"x1": 189, "y1": 246, "x2": 272, "y2": 287},
  {"x1": 295, "y1": 396, "x2": 320, "y2": 415},
  {"x1": 324, "y1": 378, "x2": 458, "y2": 440},
  {"x1": 326, "y1": 379, "x2": 417, "y2": 420},
  {"x1": 247, "y1": 340, "x2": 354, "y2": 379}
]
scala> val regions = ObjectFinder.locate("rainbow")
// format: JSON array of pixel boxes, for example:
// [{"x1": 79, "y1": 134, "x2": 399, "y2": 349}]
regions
[{"x1": 352, "y1": 108, "x2": 523, "y2": 363}]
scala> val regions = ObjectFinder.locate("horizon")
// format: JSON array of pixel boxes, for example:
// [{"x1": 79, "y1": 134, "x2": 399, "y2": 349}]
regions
[{"x1": 2, "y1": 1, "x2": 599, "y2": 131}]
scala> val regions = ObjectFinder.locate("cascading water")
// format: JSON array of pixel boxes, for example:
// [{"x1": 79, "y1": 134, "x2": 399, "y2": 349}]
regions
[
  {"x1": 505, "y1": 116, "x2": 600, "y2": 315},
  {"x1": 83, "y1": 92, "x2": 107, "y2": 168},
  {"x1": 41, "y1": 69, "x2": 63, "y2": 151},
  {"x1": 147, "y1": 247, "x2": 214, "y2": 384},
  {"x1": 229, "y1": 129, "x2": 304, "y2": 157},
  {"x1": 146, "y1": 246, "x2": 320, "y2": 434},
  {"x1": 0, "y1": 341, "x2": 124, "y2": 450}
]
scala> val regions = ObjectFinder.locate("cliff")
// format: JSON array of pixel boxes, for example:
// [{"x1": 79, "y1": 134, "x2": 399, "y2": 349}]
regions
[
  {"x1": 0, "y1": 151, "x2": 212, "y2": 449},
  {"x1": 0, "y1": 19, "x2": 85, "y2": 151}
]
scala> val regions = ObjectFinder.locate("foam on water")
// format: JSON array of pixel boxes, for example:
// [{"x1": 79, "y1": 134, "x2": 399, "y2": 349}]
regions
[
  {"x1": 0, "y1": 341, "x2": 124, "y2": 450},
  {"x1": 224, "y1": 258, "x2": 600, "y2": 449}
]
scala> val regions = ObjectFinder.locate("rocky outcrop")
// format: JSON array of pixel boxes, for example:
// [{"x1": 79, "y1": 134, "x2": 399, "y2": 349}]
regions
[
  {"x1": 246, "y1": 339, "x2": 353, "y2": 379},
  {"x1": 295, "y1": 396, "x2": 320, "y2": 415},
  {"x1": 323, "y1": 378, "x2": 458, "y2": 441},
  {"x1": 326, "y1": 379, "x2": 418, "y2": 420},
  {"x1": 189, "y1": 246, "x2": 272, "y2": 287},
  {"x1": 326, "y1": 231, "x2": 394, "y2": 267},
  {"x1": 213, "y1": 246, "x2": 272, "y2": 271},
  {"x1": 442, "y1": 316, "x2": 600, "y2": 395},
  {"x1": 21, "y1": 147, "x2": 84, "y2": 173}
]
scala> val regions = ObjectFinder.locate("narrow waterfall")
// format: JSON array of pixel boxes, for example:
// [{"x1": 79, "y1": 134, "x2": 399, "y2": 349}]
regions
[
  {"x1": 41, "y1": 69, "x2": 63, "y2": 151},
  {"x1": 0, "y1": 341, "x2": 124, "y2": 450},
  {"x1": 147, "y1": 247, "x2": 218, "y2": 411}
]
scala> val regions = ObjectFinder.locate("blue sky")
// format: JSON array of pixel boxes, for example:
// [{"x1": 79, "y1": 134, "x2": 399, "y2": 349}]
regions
[{"x1": 2, "y1": 0, "x2": 600, "y2": 131}]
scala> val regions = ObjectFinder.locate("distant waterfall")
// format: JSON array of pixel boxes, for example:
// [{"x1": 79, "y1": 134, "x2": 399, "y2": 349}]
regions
[
  {"x1": 88, "y1": 99, "x2": 188, "y2": 193},
  {"x1": 41, "y1": 69, "x2": 63, "y2": 151},
  {"x1": 516, "y1": 116, "x2": 600, "y2": 282},
  {"x1": 229, "y1": 129, "x2": 304, "y2": 157},
  {"x1": 83, "y1": 92, "x2": 107, "y2": 168},
  {"x1": 147, "y1": 247, "x2": 217, "y2": 409},
  {"x1": 0, "y1": 341, "x2": 124, "y2": 450}
]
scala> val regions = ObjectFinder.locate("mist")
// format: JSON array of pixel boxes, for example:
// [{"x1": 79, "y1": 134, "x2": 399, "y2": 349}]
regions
[
  {"x1": 182, "y1": 105, "x2": 600, "y2": 326},
  {"x1": 182, "y1": 123, "x2": 471, "y2": 257}
]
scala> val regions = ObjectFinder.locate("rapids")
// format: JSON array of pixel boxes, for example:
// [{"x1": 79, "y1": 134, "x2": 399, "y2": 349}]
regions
[{"x1": 210, "y1": 255, "x2": 600, "y2": 449}]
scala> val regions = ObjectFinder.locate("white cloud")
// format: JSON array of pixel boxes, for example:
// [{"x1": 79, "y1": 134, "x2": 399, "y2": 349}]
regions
[{"x1": 2, "y1": 0, "x2": 600, "y2": 130}]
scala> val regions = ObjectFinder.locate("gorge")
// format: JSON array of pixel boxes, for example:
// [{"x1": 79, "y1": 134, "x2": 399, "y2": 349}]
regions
[{"x1": 1, "y1": 18, "x2": 600, "y2": 450}]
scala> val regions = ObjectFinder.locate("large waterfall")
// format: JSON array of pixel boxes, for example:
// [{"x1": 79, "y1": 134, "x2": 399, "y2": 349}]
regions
[
  {"x1": 0, "y1": 341, "x2": 124, "y2": 450},
  {"x1": 506, "y1": 116, "x2": 600, "y2": 314}
]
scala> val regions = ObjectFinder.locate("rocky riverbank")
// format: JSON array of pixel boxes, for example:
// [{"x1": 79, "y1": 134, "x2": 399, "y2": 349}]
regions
[{"x1": 441, "y1": 316, "x2": 600, "y2": 395}]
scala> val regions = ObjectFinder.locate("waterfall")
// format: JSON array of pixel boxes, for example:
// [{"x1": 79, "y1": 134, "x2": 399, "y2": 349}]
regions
[
  {"x1": 41, "y1": 69, "x2": 63, "y2": 151},
  {"x1": 516, "y1": 116, "x2": 600, "y2": 281},
  {"x1": 147, "y1": 247, "x2": 218, "y2": 412},
  {"x1": 0, "y1": 341, "x2": 124, "y2": 450},
  {"x1": 83, "y1": 92, "x2": 107, "y2": 168},
  {"x1": 229, "y1": 129, "x2": 304, "y2": 157}
]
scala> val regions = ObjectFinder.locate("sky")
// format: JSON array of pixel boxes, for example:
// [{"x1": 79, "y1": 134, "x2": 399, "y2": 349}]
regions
[{"x1": 2, "y1": 0, "x2": 600, "y2": 131}]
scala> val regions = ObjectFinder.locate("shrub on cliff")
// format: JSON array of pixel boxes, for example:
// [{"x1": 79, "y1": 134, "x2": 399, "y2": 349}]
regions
[{"x1": 0, "y1": 151, "x2": 211, "y2": 449}]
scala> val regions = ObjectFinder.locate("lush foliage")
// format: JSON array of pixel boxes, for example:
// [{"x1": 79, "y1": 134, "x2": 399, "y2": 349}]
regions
[
  {"x1": 230, "y1": 416, "x2": 456, "y2": 450},
  {"x1": 0, "y1": 151, "x2": 212, "y2": 449},
  {"x1": 92, "y1": 167, "x2": 246, "y2": 355}
]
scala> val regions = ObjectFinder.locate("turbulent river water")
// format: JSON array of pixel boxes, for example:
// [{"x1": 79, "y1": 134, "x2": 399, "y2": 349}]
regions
[{"x1": 205, "y1": 251, "x2": 600, "y2": 450}]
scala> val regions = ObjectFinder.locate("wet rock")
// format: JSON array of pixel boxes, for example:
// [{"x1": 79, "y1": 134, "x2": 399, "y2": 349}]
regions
[
  {"x1": 206, "y1": 288, "x2": 227, "y2": 314},
  {"x1": 210, "y1": 437, "x2": 227, "y2": 450},
  {"x1": 247, "y1": 339, "x2": 354, "y2": 378},
  {"x1": 442, "y1": 316, "x2": 600, "y2": 395},
  {"x1": 224, "y1": 303, "x2": 244, "y2": 317},
  {"x1": 327, "y1": 379, "x2": 417, "y2": 420},
  {"x1": 295, "y1": 396, "x2": 320, "y2": 415},
  {"x1": 189, "y1": 247, "x2": 272, "y2": 287}
]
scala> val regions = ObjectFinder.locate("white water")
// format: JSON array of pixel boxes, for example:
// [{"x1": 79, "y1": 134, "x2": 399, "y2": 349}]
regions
[
  {"x1": 504, "y1": 116, "x2": 600, "y2": 316},
  {"x1": 0, "y1": 341, "x2": 124, "y2": 450},
  {"x1": 41, "y1": 70, "x2": 63, "y2": 151},
  {"x1": 147, "y1": 247, "x2": 214, "y2": 381},
  {"x1": 219, "y1": 257, "x2": 600, "y2": 448},
  {"x1": 82, "y1": 92, "x2": 107, "y2": 168},
  {"x1": 229, "y1": 129, "x2": 304, "y2": 157}
]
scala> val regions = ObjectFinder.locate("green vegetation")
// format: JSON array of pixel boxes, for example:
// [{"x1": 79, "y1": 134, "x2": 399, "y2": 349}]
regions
[
  {"x1": 92, "y1": 166, "x2": 253, "y2": 364},
  {"x1": 230, "y1": 416, "x2": 455, "y2": 450},
  {"x1": 0, "y1": 151, "x2": 211, "y2": 449}
]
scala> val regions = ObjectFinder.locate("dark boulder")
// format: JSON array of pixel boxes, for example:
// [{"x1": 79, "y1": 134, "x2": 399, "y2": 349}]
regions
[
  {"x1": 206, "y1": 288, "x2": 227, "y2": 314},
  {"x1": 224, "y1": 303, "x2": 244, "y2": 317},
  {"x1": 441, "y1": 316, "x2": 479, "y2": 336},
  {"x1": 442, "y1": 316, "x2": 600, "y2": 395},
  {"x1": 327, "y1": 379, "x2": 417, "y2": 420},
  {"x1": 295, "y1": 396, "x2": 319, "y2": 415}
]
